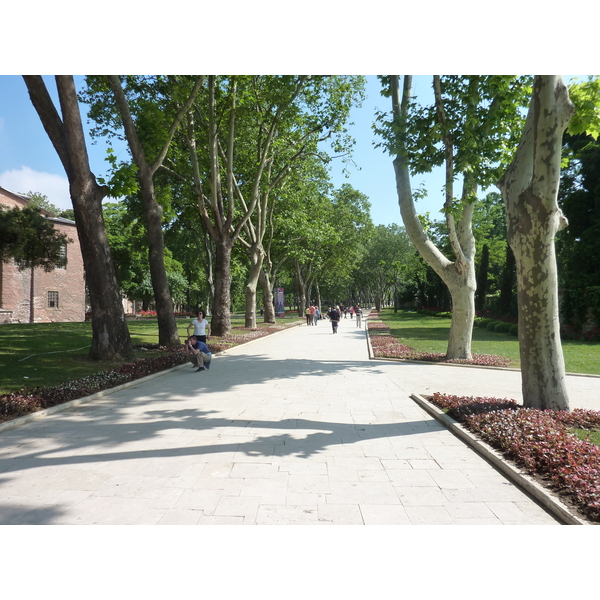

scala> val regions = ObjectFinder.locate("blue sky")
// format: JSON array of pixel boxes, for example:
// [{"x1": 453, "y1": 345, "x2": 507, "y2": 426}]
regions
[{"x1": 0, "y1": 75, "x2": 443, "y2": 225}]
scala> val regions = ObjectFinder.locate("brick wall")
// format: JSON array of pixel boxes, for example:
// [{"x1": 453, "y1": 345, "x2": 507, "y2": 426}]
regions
[{"x1": 0, "y1": 187, "x2": 86, "y2": 323}]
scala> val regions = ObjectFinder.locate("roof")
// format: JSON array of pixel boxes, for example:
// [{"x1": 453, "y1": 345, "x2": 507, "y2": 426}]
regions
[{"x1": 0, "y1": 185, "x2": 75, "y2": 225}]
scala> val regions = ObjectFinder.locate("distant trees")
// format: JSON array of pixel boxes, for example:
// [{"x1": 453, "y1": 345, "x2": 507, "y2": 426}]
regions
[
  {"x1": 558, "y1": 133, "x2": 600, "y2": 329},
  {"x1": 81, "y1": 75, "x2": 366, "y2": 336},
  {"x1": 557, "y1": 78, "x2": 600, "y2": 333},
  {"x1": 358, "y1": 224, "x2": 415, "y2": 311}
]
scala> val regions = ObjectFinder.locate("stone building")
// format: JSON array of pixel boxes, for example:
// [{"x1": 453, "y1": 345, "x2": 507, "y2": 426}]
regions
[{"x1": 0, "y1": 186, "x2": 85, "y2": 323}]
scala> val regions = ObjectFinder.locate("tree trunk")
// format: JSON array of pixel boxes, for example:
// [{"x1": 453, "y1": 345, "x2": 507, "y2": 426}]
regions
[
  {"x1": 107, "y1": 76, "x2": 187, "y2": 349},
  {"x1": 29, "y1": 266, "x2": 35, "y2": 323},
  {"x1": 391, "y1": 75, "x2": 476, "y2": 360},
  {"x1": 71, "y1": 180, "x2": 135, "y2": 360},
  {"x1": 498, "y1": 75, "x2": 574, "y2": 411},
  {"x1": 259, "y1": 269, "x2": 276, "y2": 324},
  {"x1": 447, "y1": 276, "x2": 476, "y2": 358},
  {"x1": 315, "y1": 283, "x2": 322, "y2": 314},
  {"x1": 211, "y1": 240, "x2": 233, "y2": 336},
  {"x1": 23, "y1": 75, "x2": 134, "y2": 361},
  {"x1": 295, "y1": 260, "x2": 307, "y2": 316},
  {"x1": 244, "y1": 246, "x2": 264, "y2": 328},
  {"x1": 138, "y1": 165, "x2": 180, "y2": 347}
]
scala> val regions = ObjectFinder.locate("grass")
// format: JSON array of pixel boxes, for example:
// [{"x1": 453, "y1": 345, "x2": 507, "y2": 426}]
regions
[
  {"x1": 572, "y1": 428, "x2": 600, "y2": 446},
  {"x1": 0, "y1": 314, "x2": 303, "y2": 394},
  {"x1": 377, "y1": 308, "x2": 600, "y2": 375}
]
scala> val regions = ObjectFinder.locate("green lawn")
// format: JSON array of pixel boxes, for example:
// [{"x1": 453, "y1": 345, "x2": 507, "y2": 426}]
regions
[
  {"x1": 377, "y1": 308, "x2": 600, "y2": 376},
  {"x1": 0, "y1": 314, "x2": 300, "y2": 394}
]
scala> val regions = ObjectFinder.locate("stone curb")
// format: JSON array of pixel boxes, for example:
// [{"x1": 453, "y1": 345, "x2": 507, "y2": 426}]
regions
[
  {"x1": 410, "y1": 392, "x2": 589, "y2": 526},
  {"x1": 0, "y1": 320, "x2": 304, "y2": 435}
]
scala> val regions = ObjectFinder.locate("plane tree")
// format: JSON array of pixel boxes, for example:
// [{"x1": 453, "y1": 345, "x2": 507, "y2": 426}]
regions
[
  {"x1": 80, "y1": 75, "x2": 203, "y2": 347},
  {"x1": 379, "y1": 75, "x2": 530, "y2": 359},
  {"x1": 497, "y1": 76, "x2": 594, "y2": 410},
  {"x1": 23, "y1": 75, "x2": 134, "y2": 360}
]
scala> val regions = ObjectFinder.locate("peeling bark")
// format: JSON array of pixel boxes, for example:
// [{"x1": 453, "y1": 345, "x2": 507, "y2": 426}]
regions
[
  {"x1": 391, "y1": 75, "x2": 477, "y2": 359},
  {"x1": 498, "y1": 76, "x2": 574, "y2": 410}
]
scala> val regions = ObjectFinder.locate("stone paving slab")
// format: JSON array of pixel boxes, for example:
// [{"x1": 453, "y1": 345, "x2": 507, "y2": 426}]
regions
[{"x1": 3, "y1": 315, "x2": 597, "y2": 525}]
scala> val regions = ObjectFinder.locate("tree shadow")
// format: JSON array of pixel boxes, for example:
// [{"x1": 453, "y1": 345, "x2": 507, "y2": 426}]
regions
[
  {"x1": 0, "y1": 353, "x2": 445, "y2": 481},
  {"x1": 0, "y1": 503, "x2": 66, "y2": 525}
]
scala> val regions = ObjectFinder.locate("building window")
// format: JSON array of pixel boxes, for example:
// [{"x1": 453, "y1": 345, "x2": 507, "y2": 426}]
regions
[
  {"x1": 55, "y1": 244, "x2": 67, "y2": 269},
  {"x1": 48, "y1": 291, "x2": 59, "y2": 309}
]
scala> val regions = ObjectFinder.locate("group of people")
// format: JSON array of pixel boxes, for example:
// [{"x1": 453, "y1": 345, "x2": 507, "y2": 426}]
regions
[
  {"x1": 306, "y1": 303, "x2": 363, "y2": 333},
  {"x1": 305, "y1": 304, "x2": 321, "y2": 326},
  {"x1": 185, "y1": 309, "x2": 212, "y2": 372}
]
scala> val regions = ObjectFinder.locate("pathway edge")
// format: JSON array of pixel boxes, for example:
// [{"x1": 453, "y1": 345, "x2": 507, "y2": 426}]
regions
[{"x1": 410, "y1": 392, "x2": 588, "y2": 526}]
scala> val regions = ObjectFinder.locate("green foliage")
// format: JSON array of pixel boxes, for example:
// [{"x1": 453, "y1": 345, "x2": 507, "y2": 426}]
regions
[
  {"x1": 375, "y1": 75, "x2": 532, "y2": 187},
  {"x1": 478, "y1": 318, "x2": 496, "y2": 329},
  {"x1": 494, "y1": 321, "x2": 512, "y2": 333},
  {"x1": 557, "y1": 125, "x2": 600, "y2": 331},
  {"x1": 568, "y1": 77, "x2": 600, "y2": 141},
  {"x1": 102, "y1": 200, "x2": 189, "y2": 303},
  {"x1": 26, "y1": 191, "x2": 63, "y2": 216},
  {"x1": 0, "y1": 204, "x2": 71, "y2": 271}
]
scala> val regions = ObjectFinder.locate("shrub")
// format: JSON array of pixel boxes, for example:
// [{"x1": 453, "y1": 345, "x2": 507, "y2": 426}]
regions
[
  {"x1": 494, "y1": 321, "x2": 512, "y2": 334},
  {"x1": 478, "y1": 318, "x2": 496, "y2": 329},
  {"x1": 509, "y1": 324, "x2": 519, "y2": 336},
  {"x1": 486, "y1": 320, "x2": 502, "y2": 331}
]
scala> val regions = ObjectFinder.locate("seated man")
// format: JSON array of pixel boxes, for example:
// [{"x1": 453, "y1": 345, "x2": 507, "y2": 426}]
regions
[{"x1": 185, "y1": 335, "x2": 212, "y2": 372}]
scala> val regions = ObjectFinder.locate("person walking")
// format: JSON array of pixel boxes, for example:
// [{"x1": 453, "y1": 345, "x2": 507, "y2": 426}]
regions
[
  {"x1": 305, "y1": 306, "x2": 312, "y2": 326},
  {"x1": 314, "y1": 306, "x2": 320, "y2": 326},
  {"x1": 187, "y1": 309, "x2": 211, "y2": 343},
  {"x1": 330, "y1": 305, "x2": 341, "y2": 334},
  {"x1": 355, "y1": 305, "x2": 362, "y2": 328}
]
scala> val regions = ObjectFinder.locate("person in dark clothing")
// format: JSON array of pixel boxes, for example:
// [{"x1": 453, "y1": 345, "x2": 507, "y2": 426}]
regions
[{"x1": 330, "y1": 305, "x2": 341, "y2": 334}]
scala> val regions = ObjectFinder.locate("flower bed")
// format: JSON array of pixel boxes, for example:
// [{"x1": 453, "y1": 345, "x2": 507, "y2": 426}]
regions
[
  {"x1": 0, "y1": 352, "x2": 188, "y2": 423},
  {"x1": 428, "y1": 392, "x2": 600, "y2": 523},
  {"x1": 367, "y1": 312, "x2": 510, "y2": 368},
  {"x1": 0, "y1": 319, "x2": 302, "y2": 424}
]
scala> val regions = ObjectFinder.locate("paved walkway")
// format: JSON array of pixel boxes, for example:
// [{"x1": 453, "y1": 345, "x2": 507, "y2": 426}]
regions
[{"x1": 1, "y1": 316, "x2": 598, "y2": 525}]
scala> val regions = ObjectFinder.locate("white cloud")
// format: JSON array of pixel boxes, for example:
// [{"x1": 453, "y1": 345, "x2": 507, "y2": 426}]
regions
[{"x1": 0, "y1": 166, "x2": 71, "y2": 210}]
